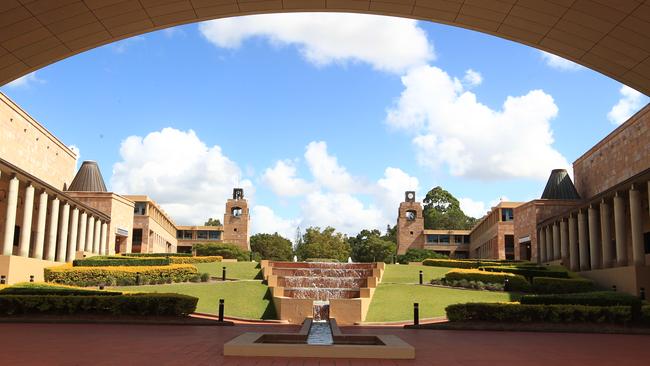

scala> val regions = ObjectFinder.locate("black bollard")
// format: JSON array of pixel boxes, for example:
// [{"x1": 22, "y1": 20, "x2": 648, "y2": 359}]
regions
[
  {"x1": 419, "y1": 270, "x2": 423, "y2": 285},
  {"x1": 504, "y1": 278, "x2": 510, "y2": 292},
  {"x1": 0, "y1": 275, "x2": 5, "y2": 284},
  {"x1": 222, "y1": 266, "x2": 226, "y2": 281},
  {"x1": 612, "y1": 285, "x2": 617, "y2": 292},
  {"x1": 413, "y1": 303, "x2": 419, "y2": 326},
  {"x1": 218, "y1": 299, "x2": 225, "y2": 322},
  {"x1": 640, "y1": 287, "x2": 646, "y2": 301},
  {"x1": 136, "y1": 272, "x2": 141, "y2": 285},
  {"x1": 29, "y1": 275, "x2": 34, "y2": 283}
]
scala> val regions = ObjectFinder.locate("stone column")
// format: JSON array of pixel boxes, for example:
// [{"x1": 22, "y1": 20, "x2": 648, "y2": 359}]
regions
[
  {"x1": 630, "y1": 186, "x2": 645, "y2": 266},
  {"x1": 2, "y1": 175, "x2": 19, "y2": 256},
  {"x1": 100, "y1": 222, "x2": 108, "y2": 256},
  {"x1": 578, "y1": 210, "x2": 589, "y2": 271},
  {"x1": 56, "y1": 203, "x2": 70, "y2": 262},
  {"x1": 78, "y1": 212, "x2": 87, "y2": 252},
  {"x1": 600, "y1": 199, "x2": 613, "y2": 268},
  {"x1": 18, "y1": 184, "x2": 35, "y2": 257},
  {"x1": 545, "y1": 226, "x2": 553, "y2": 262},
  {"x1": 86, "y1": 216, "x2": 95, "y2": 253},
  {"x1": 67, "y1": 208, "x2": 79, "y2": 262},
  {"x1": 45, "y1": 197, "x2": 60, "y2": 261},
  {"x1": 613, "y1": 193, "x2": 628, "y2": 267},
  {"x1": 568, "y1": 214, "x2": 579, "y2": 271},
  {"x1": 560, "y1": 219, "x2": 569, "y2": 265},
  {"x1": 538, "y1": 228, "x2": 545, "y2": 261},
  {"x1": 552, "y1": 223, "x2": 560, "y2": 260},
  {"x1": 588, "y1": 206, "x2": 601, "y2": 270},
  {"x1": 33, "y1": 190, "x2": 48, "y2": 259},
  {"x1": 93, "y1": 219, "x2": 101, "y2": 254}
]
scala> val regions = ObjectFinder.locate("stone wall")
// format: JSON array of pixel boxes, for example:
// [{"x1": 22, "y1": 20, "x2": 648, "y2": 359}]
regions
[
  {"x1": 573, "y1": 104, "x2": 650, "y2": 199},
  {"x1": 0, "y1": 93, "x2": 76, "y2": 190}
]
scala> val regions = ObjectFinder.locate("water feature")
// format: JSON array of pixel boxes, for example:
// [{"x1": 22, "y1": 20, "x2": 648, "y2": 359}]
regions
[{"x1": 306, "y1": 320, "x2": 333, "y2": 345}]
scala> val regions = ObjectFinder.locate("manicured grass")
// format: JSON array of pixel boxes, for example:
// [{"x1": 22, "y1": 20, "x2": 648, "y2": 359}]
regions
[
  {"x1": 194, "y1": 261, "x2": 262, "y2": 280},
  {"x1": 365, "y1": 283, "x2": 520, "y2": 322},
  {"x1": 114, "y1": 281, "x2": 275, "y2": 319},
  {"x1": 381, "y1": 264, "x2": 450, "y2": 284}
]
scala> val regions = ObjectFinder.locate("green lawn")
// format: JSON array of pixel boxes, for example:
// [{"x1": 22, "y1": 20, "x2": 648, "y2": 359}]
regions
[
  {"x1": 114, "y1": 281, "x2": 275, "y2": 319},
  {"x1": 194, "y1": 261, "x2": 262, "y2": 280},
  {"x1": 365, "y1": 283, "x2": 520, "y2": 322},
  {"x1": 381, "y1": 264, "x2": 450, "y2": 284}
]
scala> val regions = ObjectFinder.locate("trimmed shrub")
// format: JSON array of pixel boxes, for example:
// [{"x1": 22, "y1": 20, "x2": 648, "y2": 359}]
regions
[
  {"x1": 200, "y1": 273, "x2": 210, "y2": 282},
  {"x1": 445, "y1": 269, "x2": 530, "y2": 292},
  {"x1": 532, "y1": 276, "x2": 594, "y2": 294},
  {"x1": 422, "y1": 259, "x2": 531, "y2": 269},
  {"x1": 445, "y1": 302, "x2": 632, "y2": 324},
  {"x1": 396, "y1": 249, "x2": 447, "y2": 264},
  {"x1": 73, "y1": 256, "x2": 171, "y2": 267},
  {"x1": 480, "y1": 266, "x2": 569, "y2": 279},
  {"x1": 0, "y1": 282, "x2": 121, "y2": 296},
  {"x1": 193, "y1": 243, "x2": 249, "y2": 261},
  {"x1": 431, "y1": 278, "x2": 504, "y2": 291},
  {"x1": 521, "y1": 291, "x2": 643, "y2": 319},
  {"x1": 0, "y1": 293, "x2": 197, "y2": 316},
  {"x1": 122, "y1": 253, "x2": 191, "y2": 257},
  {"x1": 44, "y1": 264, "x2": 198, "y2": 287},
  {"x1": 169, "y1": 256, "x2": 222, "y2": 264}
]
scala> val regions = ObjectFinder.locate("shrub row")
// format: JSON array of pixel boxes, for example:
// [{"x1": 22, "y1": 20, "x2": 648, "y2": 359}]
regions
[
  {"x1": 480, "y1": 266, "x2": 569, "y2": 279},
  {"x1": 73, "y1": 256, "x2": 171, "y2": 267},
  {"x1": 446, "y1": 302, "x2": 632, "y2": 324},
  {"x1": 194, "y1": 243, "x2": 250, "y2": 261},
  {"x1": 521, "y1": 291, "x2": 642, "y2": 307},
  {"x1": 169, "y1": 256, "x2": 222, "y2": 264},
  {"x1": 0, "y1": 293, "x2": 198, "y2": 316},
  {"x1": 0, "y1": 282, "x2": 122, "y2": 296},
  {"x1": 45, "y1": 264, "x2": 198, "y2": 286},
  {"x1": 422, "y1": 259, "x2": 529, "y2": 269},
  {"x1": 532, "y1": 277, "x2": 595, "y2": 294},
  {"x1": 444, "y1": 269, "x2": 530, "y2": 292},
  {"x1": 122, "y1": 253, "x2": 192, "y2": 257},
  {"x1": 643, "y1": 306, "x2": 650, "y2": 325},
  {"x1": 431, "y1": 278, "x2": 504, "y2": 292}
]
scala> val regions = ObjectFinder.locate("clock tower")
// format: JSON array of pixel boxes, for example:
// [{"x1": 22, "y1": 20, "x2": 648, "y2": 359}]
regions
[{"x1": 396, "y1": 191, "x2": 424, "y2": 254}]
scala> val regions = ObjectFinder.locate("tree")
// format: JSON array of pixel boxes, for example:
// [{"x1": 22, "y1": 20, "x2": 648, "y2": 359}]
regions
[
  {"x1": 349, "y1": 229, "x2": 396, "y2": 263},
  {"x1": 250, "y1": 233, "x2": 293, "y2": 261},
  {"x1": 295, "y1": 227, "x2": 350, "y2": 262},
  {"x1": 423, "y1": 186, "x2": 478, "y2": 230},
  {"x1": 204, "y1": 218, "x2": 221, "y2": 226}
]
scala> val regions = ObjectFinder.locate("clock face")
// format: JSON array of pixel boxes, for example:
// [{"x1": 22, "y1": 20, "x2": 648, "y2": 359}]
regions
[{"x1": 407, "y1": 192, "x2": 414, "y2": 199}]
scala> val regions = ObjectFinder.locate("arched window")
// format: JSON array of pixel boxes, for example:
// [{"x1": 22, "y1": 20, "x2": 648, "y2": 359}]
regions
[
  {"x1": 232, "y1": 207, "x2": 243, "y2": 217},
  {"x1": 405, "y1": 210, "x2": 416, "y2": 221}
]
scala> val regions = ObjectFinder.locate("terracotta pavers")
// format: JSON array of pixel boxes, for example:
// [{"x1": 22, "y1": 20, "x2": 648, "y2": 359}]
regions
[{"x1": 1, "y1": 323, "x2": 650, "y2": 365}]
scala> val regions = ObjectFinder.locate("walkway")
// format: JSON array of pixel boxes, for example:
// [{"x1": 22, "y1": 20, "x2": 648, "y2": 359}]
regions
[{"x1": 1, "y1": 323, "x2": 649, "y2": 365}]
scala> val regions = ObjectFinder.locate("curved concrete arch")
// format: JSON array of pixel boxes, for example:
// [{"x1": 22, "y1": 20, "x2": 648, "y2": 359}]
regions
[{"x1": 1, "y1": 1, "x2": 649, "y2": 94}]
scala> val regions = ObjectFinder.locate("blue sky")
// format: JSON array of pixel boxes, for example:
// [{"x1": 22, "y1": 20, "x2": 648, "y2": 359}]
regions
[{"x1": 2, "y1": 13, "x2": 648, "y2": 240}]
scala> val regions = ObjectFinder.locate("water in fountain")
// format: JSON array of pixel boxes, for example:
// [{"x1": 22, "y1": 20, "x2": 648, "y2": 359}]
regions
[{"x1": 306, "y1": 320, "x2": 333, "y2": 345}]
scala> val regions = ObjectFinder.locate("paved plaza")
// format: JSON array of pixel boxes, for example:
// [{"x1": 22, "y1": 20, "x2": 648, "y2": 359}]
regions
[{"x1": 2, "y1": 323, "x2": 650, "y2": 365}]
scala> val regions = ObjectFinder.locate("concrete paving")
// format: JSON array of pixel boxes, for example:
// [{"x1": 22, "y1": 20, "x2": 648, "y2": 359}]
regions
[{"x1": 1, "y1": 323, "x2": 649, "y2": 365}]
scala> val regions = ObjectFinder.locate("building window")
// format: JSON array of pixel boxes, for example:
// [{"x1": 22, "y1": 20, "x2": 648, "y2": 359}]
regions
[
  {"x1": 176, "y1": 230, "x2": 183, "y2": 239},
  {"x1": 209, "y1": 231, "x2": 221, "y2": 240},
  {"x1": 439, "y1": 235, "x2": 450, "y2": 244},
  {"x1": 453, "y1": 235, "x2": 463, "y2": 244},
  {"x1": 134, "y1": 202, "x2": 147, "y2": 215},
  {"x1": 426, "y1": 234, "x2": 437, "y2": 244},
  {"x1": 501, "y1": 208, "x2": 514, "y2": 221},
  {"x1": 197, "y1": 230, "x2": 208, "y2": 239},
  {"x1": 133, "y1": 229, "x2": 142, "y2": 245},
  {"x1": 505, "y1": 235, "x2": 515, "y2": 260},
  {"x1": 232, "y1": 207, "x2": 243, "y2": 217},
  {"x1": 183, "y1": 231, "x2": 192, "y2": 240}
]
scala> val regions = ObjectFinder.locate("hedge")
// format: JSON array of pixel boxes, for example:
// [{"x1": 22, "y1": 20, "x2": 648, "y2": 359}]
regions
[
  {"x1": 0, "y1": 293, "x2": 198, "y2": 316},
  {"x1": 532, "y1": 276, "x2": 594, "y2": 294},
  {"x1": 446, "y1": 302, "x2": 632, "y2": 324},
  {"x1": 444, "y1": 269, "x2": 530, "y2": 292},
  {"x1": 642, "y1": 306, "x2": 650, "y2": 325},
  {"x1": 422, "y1": 259, "x2": 528, "y2": 269},
  {"x1": 521, "y1": 291, "x2": 643, "y2": 319},
  {"x1": 73, "y1": 256, "x2": 171, "y2": 267},
  {"x1": 45, "y1": 264, "x2": 198, "y2": 286},
  {"x1": 0, "y1": 282, "x2": 122, "y2": 296},
  {"x1": 122, "y1": 253, "x2": 192, "y2": 257},
  {"x1": 193, "y1": 243, "x2": 249, "y2": 261},
  {"x1": 480, "y1": 266, "x2": 570, "y2": 279},
  {"x1": 169, "y1": 256, "x2": 222, "y2": 264}
]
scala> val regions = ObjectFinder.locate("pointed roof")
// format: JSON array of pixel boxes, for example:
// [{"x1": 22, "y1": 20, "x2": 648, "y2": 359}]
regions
[
  {"x1": 541, "y1": 169, "x2": 580, "y2": 200},
  {"x1": 68, "y1": 161, "x2": 107, "y2": 192}
]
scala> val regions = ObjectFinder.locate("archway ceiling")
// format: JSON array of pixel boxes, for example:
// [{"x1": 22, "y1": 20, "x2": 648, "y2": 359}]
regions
[{"x1": 1, "y1": 1, "x2": 649, "y2": 95}]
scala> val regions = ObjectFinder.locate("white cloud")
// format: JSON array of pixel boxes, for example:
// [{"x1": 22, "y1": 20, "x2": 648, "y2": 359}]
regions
[
  {"x1": 261, "y1": 159, "x2": 315, "y2": 197},
  {"x1": 540, "y1": 51, "x2": 582, "y2": 71},
  {"x1": 304, "y1": 141, "x2": 361, "y2": 193},
  {"x1": 112, "y1": 36, "x2": 145, "y2": 54},
  {"x1": 607, "y1": 85, "x2": 648, "y2": 125},
  {"x1": 5, "y1": 72, "x2": 44, "y2": 88},
  {"x1": 250, "y1": 205, "x2": 300, "y2": 241},
  {"x1": 386, "y1": 65, "x2": 570, "y2": 180},
  {"x1": 374, "y1": 167, "x2": 419, "y2": 216},
  {"x1": 198, "y1": 13, "x2": 434, "y2": 74},
  {"x1": 459, "y1": 196, "x2": 510, "y2": 219},
  {"x1": 111, "y1": 127, "x2": 253, "y2": 225},
  {"x1": 463, "y1": 69, "x2": 482, "y2": 87},
  {"x1": 300, "y1": 192, "x2": 385, "y2": 234}
]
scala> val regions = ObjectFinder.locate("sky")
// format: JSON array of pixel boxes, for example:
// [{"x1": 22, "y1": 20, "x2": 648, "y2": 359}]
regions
[{"x1": 2, "y1": 13, "x2": 648, "y2": 241}]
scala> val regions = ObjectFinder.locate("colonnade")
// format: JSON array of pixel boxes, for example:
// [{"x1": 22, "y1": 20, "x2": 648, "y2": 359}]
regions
[
  {"x1": 538, "y1": 181, "x2": 649, "y2": 271},
  {"x1": 1, "y1": 170, "x2": 110, "y2": 262}
]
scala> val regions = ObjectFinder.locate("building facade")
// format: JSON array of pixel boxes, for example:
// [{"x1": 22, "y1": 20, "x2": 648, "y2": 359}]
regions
[
  {"x1": 123, "y1": 195, "x2": 178, "y2": 254},
  {"x1": 176, "y1": 225, "x2": 223, "y2": 253}
]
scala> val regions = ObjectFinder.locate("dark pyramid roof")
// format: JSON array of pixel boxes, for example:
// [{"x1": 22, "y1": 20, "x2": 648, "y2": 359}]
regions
[
  {"x1": 68, "y1": 161, "x2": 107, "y2": 192},
  {"x1": 541, "y1": 169, "x2": 580, "y2": 200}
]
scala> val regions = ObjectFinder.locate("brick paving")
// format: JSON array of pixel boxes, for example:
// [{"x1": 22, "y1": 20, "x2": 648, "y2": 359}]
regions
[{"x1": 1, "y1": 323, "x2": 650, "y2": 365}]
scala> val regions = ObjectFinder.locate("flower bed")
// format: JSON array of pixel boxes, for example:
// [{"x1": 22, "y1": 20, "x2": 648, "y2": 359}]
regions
[
  {"x1": 45, "y1": 264, "x2": 198, "y2": 286},
  {"x1": 444, "y1": 269, "x2": 530, "y2": 292}
]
